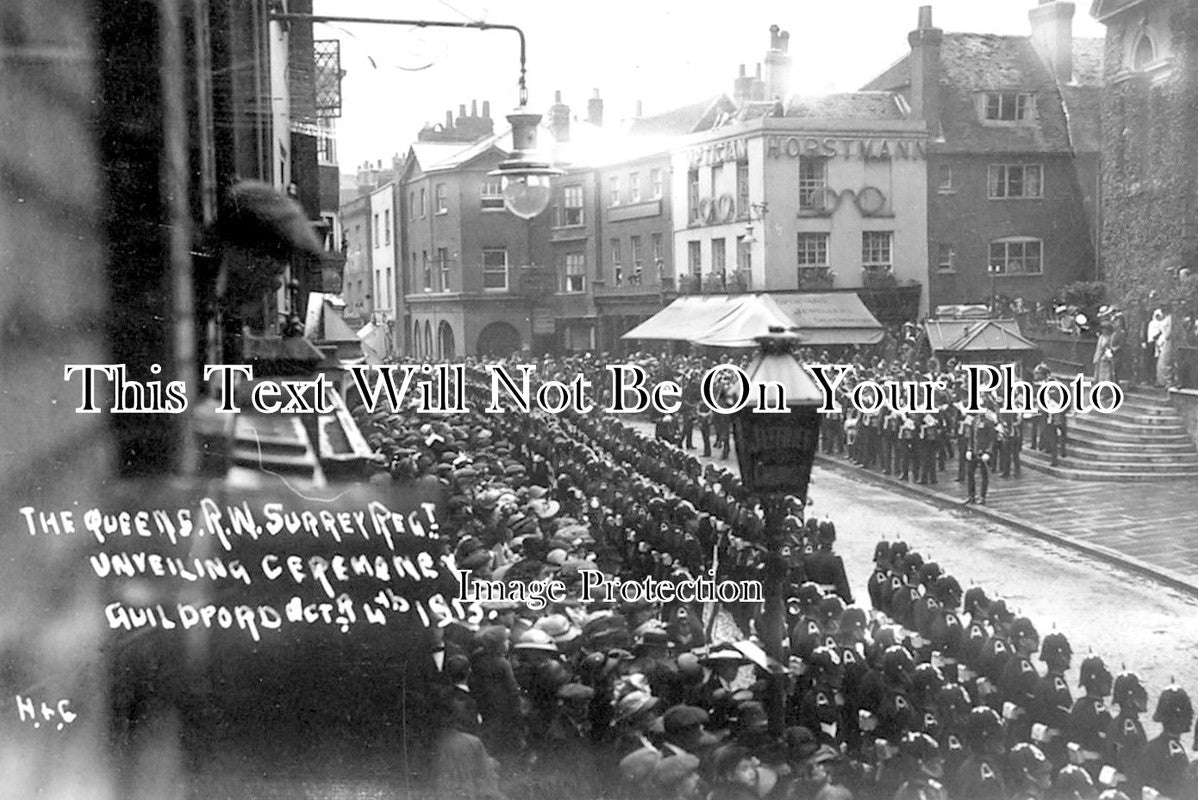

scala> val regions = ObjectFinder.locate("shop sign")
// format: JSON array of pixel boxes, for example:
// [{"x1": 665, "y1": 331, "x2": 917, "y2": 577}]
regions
[
  {"x1": 688, "y1": 138, "x2": 749, "y2": 167},
  {"x1": 766, "y1": 136, "x2": 926, "y2": 160}
]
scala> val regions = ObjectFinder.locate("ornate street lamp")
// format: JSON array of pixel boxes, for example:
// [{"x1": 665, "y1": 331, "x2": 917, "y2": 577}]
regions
[
  {"x1": 730, "y1": 326, "x2": 824, "y2": 737},
  {"x1": 490, "y1": 107, "x2": 563, "y2": 220}
]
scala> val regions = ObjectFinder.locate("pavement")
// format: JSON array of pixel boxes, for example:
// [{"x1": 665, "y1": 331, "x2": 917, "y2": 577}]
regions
[
  {"x1": 639, "y1": 423, "x2": 1198, "y2": 597},
  {"x1": 813, "y1": 451, "x2": 1198, "y2": 598}
]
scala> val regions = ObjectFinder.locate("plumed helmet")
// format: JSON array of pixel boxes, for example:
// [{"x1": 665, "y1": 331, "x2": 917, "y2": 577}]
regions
[
  {"x1": 882, "y1": 645, "x2": 915, "y2": 677},
  {"x1": 1153, "y1": 685, "x2": 1195, "y2": 728},
  {"x1": 965, "y1": 706, "x2": 1004, "y2": 745},
  {"x1": 1040, "y1": 632, "x2": 1072, "y2": 664},
  {"x1": 900, "y1": 731, "x2": 940, "y2": 762},
  {"x1": 1078, "y1": 656, "x2": 1112, "y2": 695},
  {"x1": 1052, "y1": 764, "x2": 1096, "y2": 800},
  {"x1": 1008, "y1": 742, "x2": 1052, "y2": 777},
  {"x1": 890, "y1": 541, "x2": 910, "y2": 560},
  {"x1": 1112, "y1": 672, "x2": 1147, "y2": 711},
  {"x1": 874, "y1": 541, "x2": 892, "y2": 562}
]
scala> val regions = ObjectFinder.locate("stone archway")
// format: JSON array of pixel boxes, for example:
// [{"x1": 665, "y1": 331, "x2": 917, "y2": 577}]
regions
[
  {"x1": 438, "y1": 321, "x2": 456, "y2": 360},
  {"x1": 476, "y1": 321, "x2": 522, "y2": 357}
]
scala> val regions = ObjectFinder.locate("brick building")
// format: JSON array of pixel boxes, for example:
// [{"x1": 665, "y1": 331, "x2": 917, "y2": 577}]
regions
[
  {"x1": 865, "y1": 2, "x2": 1105, "y2": 311},
  {"x1": 1091, "y1": 0, "x2": 1198, "y2": 317}
]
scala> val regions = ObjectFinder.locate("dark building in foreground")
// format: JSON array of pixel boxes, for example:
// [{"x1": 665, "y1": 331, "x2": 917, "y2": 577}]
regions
[{"x1": 865, "y1": 1, "x2": 1104, "y2": 310}]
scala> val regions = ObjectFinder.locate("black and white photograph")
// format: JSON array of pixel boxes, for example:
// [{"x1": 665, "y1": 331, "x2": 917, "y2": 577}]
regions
[{"x1": 4, "y1": 0, "x2": 1198, "y2": 798}]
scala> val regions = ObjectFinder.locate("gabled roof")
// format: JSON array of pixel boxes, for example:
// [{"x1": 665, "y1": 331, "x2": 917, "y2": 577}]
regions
[
  {"x1": 1091, "y1": 0, "x2": 1150, "y2": 22},
  {"x1": 924, "y1": 319, "x2": 1037, "y2": 352},
  {"x1": 785, "y1": 92, "x2": 908, "y2": 121},
  {"x1": 863, "y1": 32, "x2": 1104, "y2": 155},
  {"x1": 628, "y1": 95, "x2": 737, "y2": 137}
]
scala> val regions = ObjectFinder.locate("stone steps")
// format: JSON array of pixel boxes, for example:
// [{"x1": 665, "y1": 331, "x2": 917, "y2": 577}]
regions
[
  {"x1": 1022, "y1": 451, "x2": 1198, "y2": 481},
  {"x1": 1024, "y1": 377, "x2": 1198, "y2": 481}
]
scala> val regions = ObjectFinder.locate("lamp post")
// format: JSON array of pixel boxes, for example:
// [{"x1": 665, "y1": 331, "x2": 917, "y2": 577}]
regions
[{"x1": 731, "y1": 326, "x2": 824, "y2": 737}]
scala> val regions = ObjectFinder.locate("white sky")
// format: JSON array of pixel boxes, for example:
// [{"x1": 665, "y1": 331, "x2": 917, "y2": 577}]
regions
[{"x1": 314, "y1": 0, "x2": 1107, "y2": 171}]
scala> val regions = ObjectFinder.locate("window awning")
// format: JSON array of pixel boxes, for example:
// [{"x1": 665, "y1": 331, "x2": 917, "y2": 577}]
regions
[
  {"x1": 769, "y1": 292, "x2": 885, "y2": 346},
  {"x1": 621, "y1": 295, "x2": 794, "y2": 348}
]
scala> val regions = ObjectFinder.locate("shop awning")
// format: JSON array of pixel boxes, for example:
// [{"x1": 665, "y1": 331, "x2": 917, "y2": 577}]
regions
[
  {"x1": 769, "y1": 292, "x2": 885, "y2": 346},
  {"x1": 621, "y1": 295, "x2": 794, "y2": 348},
  {"x1": 924, "y1": 319, "x2": 1038, "y2": 352}
]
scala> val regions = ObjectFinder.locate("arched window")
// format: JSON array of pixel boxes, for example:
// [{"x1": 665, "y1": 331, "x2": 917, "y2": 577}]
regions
[{"x1": 1133, "y1": 34, "x2": 1155, "y2": 70}]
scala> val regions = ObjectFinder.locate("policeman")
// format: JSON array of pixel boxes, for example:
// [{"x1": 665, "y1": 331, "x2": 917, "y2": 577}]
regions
[
  {"x1": 796, "y1": 646, "x2": 848, "y2": 749},
  {"x1": 1133, "y1": 685, "x2": 1194, "y2": 800},
  {"x1": 933, "y1": 683, "x2": 973, "y2": 780},
  {"x1": 952, "y1": 706, "x2": 1008, "y2": 800},
  {"x1": 1052, "y1": 764, "x2": 1099, "y2": 800}
]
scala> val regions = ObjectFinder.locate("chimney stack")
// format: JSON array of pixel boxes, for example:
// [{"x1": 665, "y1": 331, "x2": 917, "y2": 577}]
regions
[
  {"x1": 445, "y1": 110, "x2": 453, "y2": 129},
  {"x1": 548, "y1": 89, "x2": 571, "y2": 143},
  {"x1": 482, "y1": 100, "x2": 490, "y2": 120},
  {"x1": 733, "y1": 63, "x2": 754, "y2": 105},
  {"x1": 636, "y1": 99, "x2": 643, "y2": 118},
  {"x1": 1029, "y1": 0, "x2": 1075, "y2": 83},
  {"x1": 764, "y1": 25, "x2": 792, "y2": 101},
  {"x1": 587, "y1": 88, "x2": 603, "y2": 126},
  {"x1": 908, "y1": 6, "x2": 944, "y2": 137}
]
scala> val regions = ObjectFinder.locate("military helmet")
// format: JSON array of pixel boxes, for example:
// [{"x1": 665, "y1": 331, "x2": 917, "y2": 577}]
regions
[
  {"x1": 965, "y1": 706, "x2": 1004, "y2": 745},
  {"x1": 1078, "y1": 655, "x2": 1112, "y2": 695},
  {"x1": 1112, "y1": 672, "x2": 1147, "y2": 711},
  {"x1": 1008, "y1": 742, "x2": 1052, "y2": 777},
  {"x1": 818, "y1": 596, "x2": 847, "y2": 625},
  {"x1": 935, "y1": 683, "x2": 972, "y2": 716},
  {"x1": 900, "y1": 731, "x2": 941, "y2": 762},
  {"x1": 963, "y1": 586, "x2": 990, "y2": 615},
  {"x1": 1040, "y1": 632, "x2": 1072, "y2": 664},
  {"x1": 912, "y1": 663, "x2": 947, "y2": 697},
  {"x1": 1052, "y1": 764, "x2": 1096, "y2": 800},
  {"x1": 882, "y1": 645, "x2": 915, "y2": 677},
  {"x1": 1152, "y1": 684, "x2": 1194, "y2": 729}
]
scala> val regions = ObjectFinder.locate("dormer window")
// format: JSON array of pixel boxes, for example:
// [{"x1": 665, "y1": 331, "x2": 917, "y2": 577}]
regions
[
  {"x1": 1133, "y1": 34, "x2": 1155, "y2": 70},
  {"x1": 982, "y1": 92, "x2": 1032, "y2": 123}
]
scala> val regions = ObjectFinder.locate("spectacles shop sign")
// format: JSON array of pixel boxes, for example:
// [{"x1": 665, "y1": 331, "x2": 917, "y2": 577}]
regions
[{"x1": 687, "y1": 135, "x2": 928, "y2": 167}]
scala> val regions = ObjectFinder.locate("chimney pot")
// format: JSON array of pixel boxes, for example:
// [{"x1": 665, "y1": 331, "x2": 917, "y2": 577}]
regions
[
  {"x1": 459, "y1": 104, "x2": 466, "y2": 117},
  {"x1": 446, "y1": 110, "x2": 453, "y2": 127},
  {"x1": 739, "y1": 64, "x2": 746, "y2": 77},
  {"x1": 482, "y1": 100, "x2": 490, "y2": 118},
  {"x1": 555, "y1": 90, "x2": 562, "y2": 102},
  {"x1": 918, "y1": 5, "x2": 933, "y2": 29},
  {"x1": 636, "y1": 99, "x2": 643, "y2": 117},
  {"x1": 756, "y1": 63, "x2": 762, "y2": 78},
  {"x1": 471, "y1": 99, "x2": 478, "y2": 116}
]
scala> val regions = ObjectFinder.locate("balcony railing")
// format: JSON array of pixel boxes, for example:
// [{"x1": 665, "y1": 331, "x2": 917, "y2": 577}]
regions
[
  {"x1": 677, "y1": 270, "x2": 752, "y2": 295},
  {"x1": 593, "y1": 276, "x2": 676, "y2": 298}
]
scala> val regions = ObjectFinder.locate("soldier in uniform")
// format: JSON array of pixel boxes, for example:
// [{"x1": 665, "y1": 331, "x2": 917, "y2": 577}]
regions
[
  {"x1": 1108, "y1": 672, "x2": 1148, "y2": 797},
  {"x1": 795, "y1": 646, "x2": 848, "y2": 750},
  {"x1": 922, "y1": 413, "x2": 942, "y2": 485},
  {"x1": 898, "y1": 412, "x2": 917, "y2": 481},
  {"x1": 1031, "y1": 632, "x2": 1073, "y2": 766},
  {"x1": 1068, "y1": 655, "x2": 1114, "y2": 781},
  {"x1": 893, "y1": 732, "x2": 949, "y2": 800},
  {"x1": 933, "y1": 683, "x2": 973, "y2": 780},
  {"x1": 965, "y1": 411, "x2": 996, "y2": 504},
  {"x1": 1007, "y1": 742, "x2": 1055, "y2": 800},
  {"x1": 952, "y1": 706, "x2": 1008, "y2": 800},
  {"x1": 805, "y1": 520, "x2": 854, "y2": 604},
  {"x1": 1132, "y1": 685, "x2": 1195, "y2": 800},
  {"x1": 998, "y1": 617, "x2": 1042, "y2": 742}
]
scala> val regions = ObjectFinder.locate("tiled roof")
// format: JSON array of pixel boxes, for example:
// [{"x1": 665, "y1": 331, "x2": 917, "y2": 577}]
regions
[
  {"x1": 784, "y1": 92, "x2": 907, "y2": 120},
  {"x1": 860, "y1": 31, "x2": 1104, "y2": 155},
  {"x1": 627, "y1": 95, "x2": 733, "y2": 137},
  {"x1": 408, "y1": 142, "x2": 481, "y2": 173}
]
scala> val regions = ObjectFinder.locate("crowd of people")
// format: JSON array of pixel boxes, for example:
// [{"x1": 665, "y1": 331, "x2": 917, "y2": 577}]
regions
[{"x1": 344, "y1": 350, "x2": 1197, "y2": 800}]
